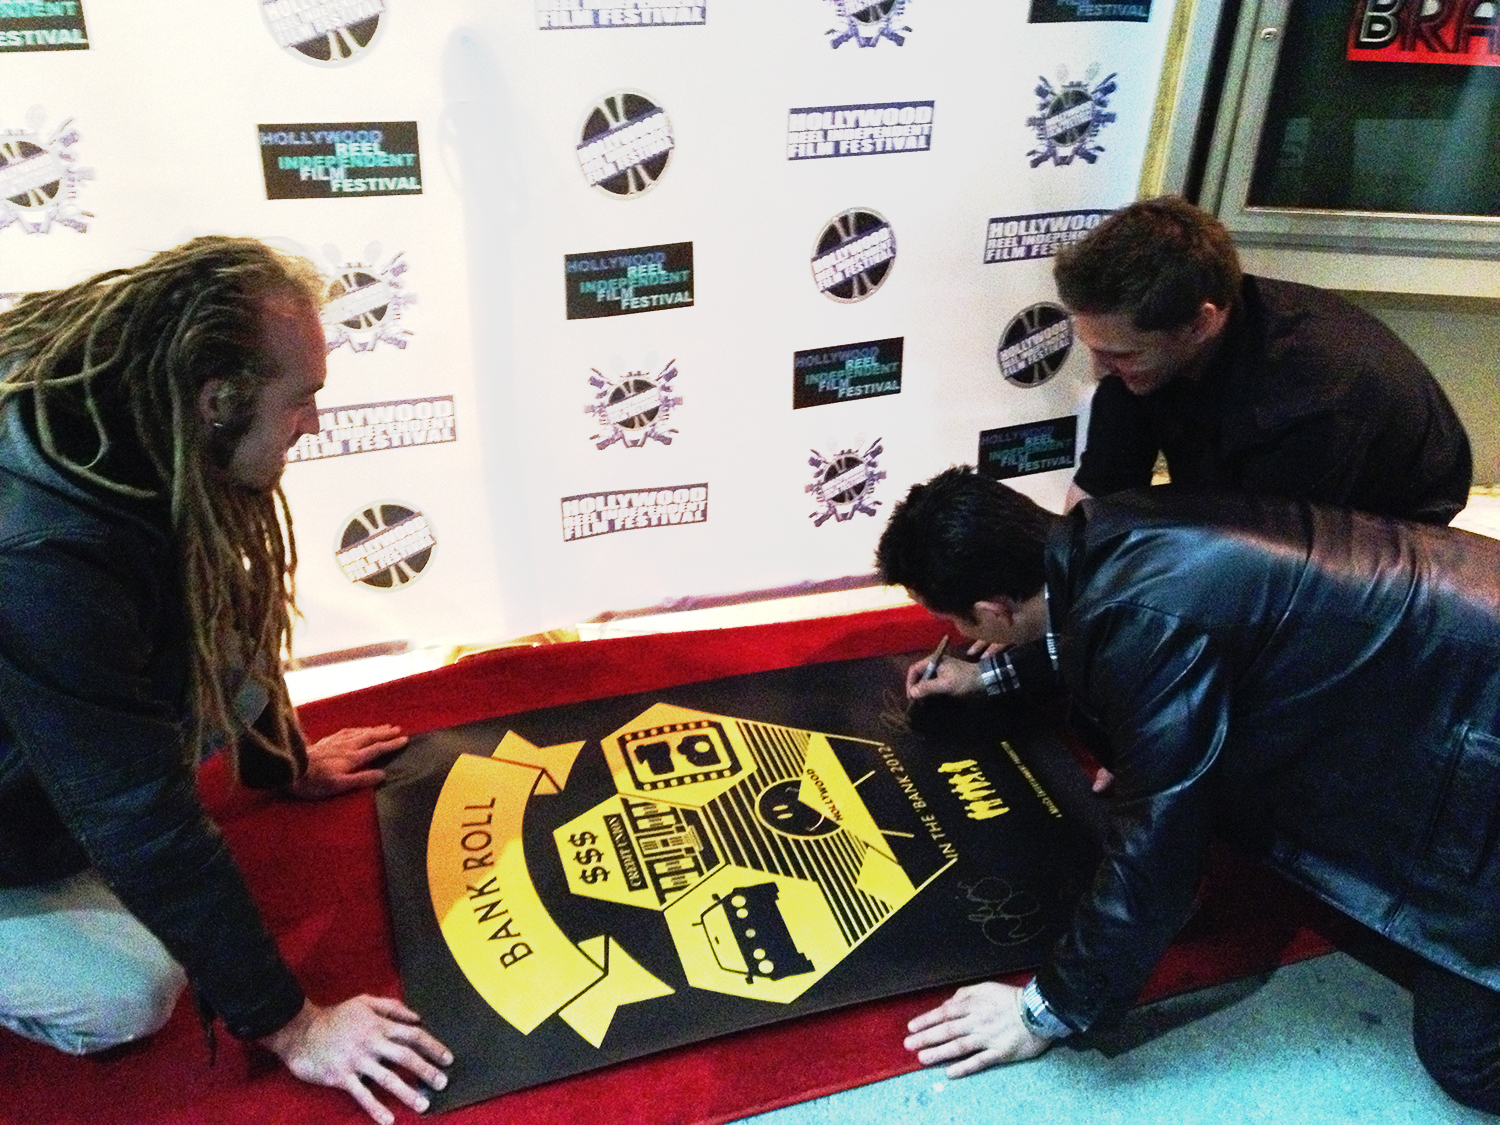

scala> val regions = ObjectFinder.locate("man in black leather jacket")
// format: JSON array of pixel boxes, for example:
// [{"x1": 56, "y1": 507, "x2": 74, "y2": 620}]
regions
[
  {"x1": 878, "y1": 466, "x2": 1500, "y2": 1114},
  {"x1": 0, "y1": 239, "x2": 451, "y2": 1124}
]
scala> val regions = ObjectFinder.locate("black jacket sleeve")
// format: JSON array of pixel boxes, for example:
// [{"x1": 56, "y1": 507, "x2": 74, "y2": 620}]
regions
[
  {"x1": 1038, "y1": 603, "x2": 1228, "y2": 1032},
  {"x1": 0, "y1": 537, "x2": 305, "y2": 1040}
]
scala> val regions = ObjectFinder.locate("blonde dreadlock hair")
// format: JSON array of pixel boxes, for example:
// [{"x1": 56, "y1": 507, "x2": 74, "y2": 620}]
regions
[{"x1": 0, "y1": 236, "x2": 325, "y2": 775}]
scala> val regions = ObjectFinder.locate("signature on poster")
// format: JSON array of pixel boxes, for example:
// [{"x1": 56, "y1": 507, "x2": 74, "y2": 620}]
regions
[{"x1": 959, "y1": 877, "x2": 1044, "y2": 946}]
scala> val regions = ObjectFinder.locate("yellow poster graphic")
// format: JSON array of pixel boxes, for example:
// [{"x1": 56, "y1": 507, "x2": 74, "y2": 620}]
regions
[
  {"x1": 392, "y1": 655, "x2": 1082, "y2": 1110},
  {"x1": 555, "y1": 703, "x2": 952, "y2": 1004},
  {"x1": 426, "y1": 734, "x2": 672, "y2": 1039},
  {"x1": 427, "y1": 704, "x2": 959, "y2": 1041}
]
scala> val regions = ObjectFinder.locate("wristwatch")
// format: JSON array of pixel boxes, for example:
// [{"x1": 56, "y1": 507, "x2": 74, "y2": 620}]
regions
[{"x1": 1018, "y1": 977, "x2": 1074, "y2": 1040}]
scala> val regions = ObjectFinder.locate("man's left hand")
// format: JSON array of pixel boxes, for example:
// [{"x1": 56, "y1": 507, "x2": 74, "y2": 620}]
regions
[
  {"x1": 904, "y1": 982, "x2": 1052, "y2": 1077},
  {"x1": 287, "y1": 725, "x2": 408, "y2": 800}
]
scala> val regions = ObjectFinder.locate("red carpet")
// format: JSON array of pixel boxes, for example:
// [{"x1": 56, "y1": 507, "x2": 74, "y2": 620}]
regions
[{"x1": 0, "y1": 606, "x2": 1335, "y2": 1125}]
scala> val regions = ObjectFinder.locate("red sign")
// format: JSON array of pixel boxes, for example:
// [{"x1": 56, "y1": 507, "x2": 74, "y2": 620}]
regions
[{"x1": 1348, "y1": 0, "x2": 1500, "y2": 66}]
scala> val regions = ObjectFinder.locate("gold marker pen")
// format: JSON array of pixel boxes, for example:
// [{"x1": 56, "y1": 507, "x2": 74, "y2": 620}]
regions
[{"x1": 920, "y1": 634, "x2": 949, "y2": 681}]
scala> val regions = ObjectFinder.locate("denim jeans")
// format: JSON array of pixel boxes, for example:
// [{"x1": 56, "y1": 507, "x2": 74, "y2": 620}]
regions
[{"x1": 0, "y1": 869, "x2": 186, "y2": 1054}]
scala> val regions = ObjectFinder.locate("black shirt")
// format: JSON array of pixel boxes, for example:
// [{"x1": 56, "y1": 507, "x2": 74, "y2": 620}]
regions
[{"x1": 1072, "y1": 276, "x2": 1473, "y2": 525}]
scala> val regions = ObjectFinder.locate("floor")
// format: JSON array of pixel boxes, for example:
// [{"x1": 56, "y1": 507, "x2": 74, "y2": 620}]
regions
[
  {"x1": 742, "y1": 954, "x2": 1493, "y2": 1124},
  {"x1": 285, "y1": 490, "x2": 1500, "y2": 1124}
]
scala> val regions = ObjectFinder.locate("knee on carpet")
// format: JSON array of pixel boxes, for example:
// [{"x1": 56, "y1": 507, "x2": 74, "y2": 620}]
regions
[
  {"x1": 58, "y1": 956, "x2": 188, "y2": 1055},
  {"x1": 1412, "y1": 962, "x2": 1500, "y2": 1115},
  {"x1": 1415, "y1": 1027, "x2": 1500, "y2": 1115}
]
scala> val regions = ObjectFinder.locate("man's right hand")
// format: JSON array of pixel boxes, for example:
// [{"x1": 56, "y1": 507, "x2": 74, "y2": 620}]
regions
[
  {"x1": 904, "y1": 981, "x2": 1052, "y2": 1077},
  {"x1": 259, "y1": 996, "x2": 453, "y2": 1124},
  {"x1": 905, "y1": 655, "x2": 983, "y2": 700}
]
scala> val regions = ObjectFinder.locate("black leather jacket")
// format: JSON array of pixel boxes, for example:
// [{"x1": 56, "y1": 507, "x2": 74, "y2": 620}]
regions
[
  {"x1": 1035, "y1": 489, "x2": 1500, "y2": 1032},
  {"x1": 0, "y1": 399, "x2": 305, "y2": 1040}
]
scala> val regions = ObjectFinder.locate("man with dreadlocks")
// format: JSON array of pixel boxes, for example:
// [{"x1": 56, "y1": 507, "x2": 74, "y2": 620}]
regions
[{"x1": 0, "y1": 237, "x2": 451, "y2": 1124}]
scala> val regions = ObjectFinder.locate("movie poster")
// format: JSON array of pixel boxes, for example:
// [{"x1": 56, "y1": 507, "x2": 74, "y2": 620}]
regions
[{"x1": 377, "y1": 655, "x2": 1092, "y2": 1110}]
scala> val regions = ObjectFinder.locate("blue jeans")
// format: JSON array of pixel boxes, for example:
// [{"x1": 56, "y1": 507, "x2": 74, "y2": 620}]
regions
[{"x1": 0, "y1": 869, "x2": 186, "y2": 1054}]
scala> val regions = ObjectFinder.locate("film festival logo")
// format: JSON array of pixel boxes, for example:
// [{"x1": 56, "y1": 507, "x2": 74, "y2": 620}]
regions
[
  {"x1": 812, "y1": 208, "x2": 896, "y2": 303},
  {"x1": 0, "y1": 110, "x2": 92, "y2": 235},
  {"x1": 320, "y1": 245, "x2": 414, "y2": 353},
  {"x1": 288, "y1": 395, "x2": 456, "y2": 464},
  {"x1": 978, "y1": 416, "x2": 1077, "y2": 481},
  {"x1": 564, "y1": 242, "x2": 694, "y2": 320},
  {"x1": 793, "y1": 337, "x2": 903, "y2": 410},
  {"x1": 1028, "y1": 0, "x2": 1150, "y2": 22},
  {"x1": 587, "y1": 361, "x2": 682, "y2": 449},
  {"x1": 576, "y1": 90, "x2": 674, "y2": 198},
  {"x1": 0, "y1": 0, "x2": 89, "y2": 51},
  {"x1": 536, "y1": 0, "x2": 705, "y2": 28},
  {"x1": 1027, "y1": 65, "x2": 1117, "y2": 167},
  {"x1": 998, "y1": 303, "x2": 1072, "y2": 388},
  {"x1": 561, "y1": 484, "x2": 709, "y2": 542},
  {"x1": 806, "y1": 440, "x2": 885, "y2": 526},
  {"x1": 335, "y1": 501, "x2": 436, "y2": 589},
  {"x1": 258, "y1": 122, "x2": 421, "y2": 200},
  {"x1": 261, "y1": 0, "x2": 384, "y2": 65},
  {"x1": 786, "y1": 102, "x2": 934, "y2": 161},
  {"x1": 984, "y1": 209, "x2": 1109, "y2": 264},
  {"x1": 825, "y1": 0, "x2": 911, "y2": 47}
]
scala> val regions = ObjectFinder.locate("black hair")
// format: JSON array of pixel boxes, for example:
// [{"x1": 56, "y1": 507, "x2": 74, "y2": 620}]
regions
[
  {"x1": 1053, "y1": 195, "x2": 1242, "y2": 330},
  {"x1": 875, "y1": 466, "x2": 1061, "y2": 617}
]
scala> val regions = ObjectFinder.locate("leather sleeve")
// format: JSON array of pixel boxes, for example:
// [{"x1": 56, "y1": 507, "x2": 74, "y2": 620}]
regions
[
  {"x1": 1072, "y1": 377, "x2": 1159, "y2": 499},
  {"x1": 0, "y1": 537, "x2": 305, "y2": 1040},
  {"x1": 1037, "y1": 602, "x2": 1228, "y2": 1032}
]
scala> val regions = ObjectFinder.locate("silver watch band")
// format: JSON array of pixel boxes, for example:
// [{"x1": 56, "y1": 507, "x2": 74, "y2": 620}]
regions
[{"x1": 1019, "y1": 977, "x2": 1074, "y2": 1039}]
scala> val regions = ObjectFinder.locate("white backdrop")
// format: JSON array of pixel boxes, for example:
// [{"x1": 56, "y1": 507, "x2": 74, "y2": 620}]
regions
[{"x1": 0, "y1": 0, "x2": 1173, "y2": 658}]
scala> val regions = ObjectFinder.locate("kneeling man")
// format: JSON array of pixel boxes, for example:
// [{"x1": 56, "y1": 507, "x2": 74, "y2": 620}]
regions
[{"x1": 876, "y1": 467, "x2": 1500, "y2": 1113}]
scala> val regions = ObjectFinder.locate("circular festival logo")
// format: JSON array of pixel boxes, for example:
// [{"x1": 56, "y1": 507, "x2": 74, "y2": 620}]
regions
[
  {"x1": 806, "y1": 439, "x2": 886, "y2": 526},
  {"x1": 1026, "y1": 65, "x2": 1118, "y2": 168},
  {"x1": 998, "y1": 303, "x2": 1072, "y2": 388},
  {"x1": 587, "y1": 360, "x2": 682, "y2": 449},
  {"x1": 0, "y1": 109, "x2": 93, "y2": 235},
  {"x1": 334, "y1": 501, "x2": 436, "y2": 589},
  {"x1": 321, "y1": 245, "x2": 414, "y2": 353},
  {"x1": 826, "y1": 0, "x2": 911, "y2": 48},
  {"x1": 260, "y1": 0, "x2": 385, "y2": 65},
  {"x1": 810, "y1": 209, "x2": 896, "y2": 303},
  {"x1": 576, "y1": 90, "x2": 675, "y2": 198}
]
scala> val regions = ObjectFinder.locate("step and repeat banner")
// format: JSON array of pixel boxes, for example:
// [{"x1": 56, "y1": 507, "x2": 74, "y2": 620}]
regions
[{"x1": 1, "y1": 0, "x2": 1172, "y2": 657}]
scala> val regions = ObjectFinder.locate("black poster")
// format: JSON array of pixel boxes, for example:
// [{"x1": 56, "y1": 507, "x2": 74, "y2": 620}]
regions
[
  {"x1": 978, "y1": 416, "x2": 1078, "y2": 480},
  {"x1": 1028, "y1": 0, "x2": 1150, "y2": 22},
  {"x1": 0, "y1": 0, "x2": 88, "y2": 51},
  {"x1": 564, "y1": 242, "x2": 693, "y2": 320},
  {"x1": 793, "y1": 337, "x2": 903, "y2": 409},
  {"x1": 256, "y1": 121, "x2": 421, "y2": 200},
  {"x1": 376, "y1": 655, "x2": 1092, "y2": 1111}
]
